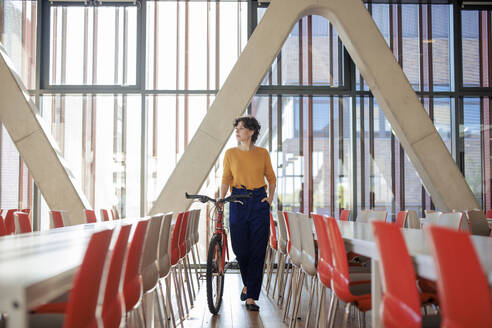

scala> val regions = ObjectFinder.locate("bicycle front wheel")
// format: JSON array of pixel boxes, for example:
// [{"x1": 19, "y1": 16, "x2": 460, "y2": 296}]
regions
[{"x1": 206, "y1": 234, "x2": 225, "y2": 314}]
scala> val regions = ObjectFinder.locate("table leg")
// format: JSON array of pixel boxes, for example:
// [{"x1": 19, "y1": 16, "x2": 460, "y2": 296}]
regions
[{"x1": 371, "y1": 258, "x2": 382, "y2": 328}]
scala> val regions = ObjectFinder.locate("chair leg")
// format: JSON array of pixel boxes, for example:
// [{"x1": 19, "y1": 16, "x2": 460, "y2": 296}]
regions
[
  {"x1": 264, "y1": 247, "x2": 273, "y2": 293},
  {"x1": 155, "y1": 285, "x2": 167, "y2": 328},
  {"x1": 343, "y1": 302, "x2": 351, "y2": 328},
  {"x1": 283, "y1": 266, "x2": 296, "y2": 321},
  {"x1": 304, "y1": 275, "x2": 316, "y2": 328},
  {"x1": 190, "y1": 244, "x2": 200, "y2": 289},
  {"x1": 327, "y1": 292, "x2": 338, "y2": 328},
  {"x1": 290, "y1": 270, "x2": 305, "y2": 328},
  {"x1": 194, "y1": 243, "x2": 202, "y2": 276},
  {"x1": 164, "y1": 276, "x2": 178, "y2": 328},
  {"x1": 272, "y1": 252, "x2": 283, "y2": 299},
  {"x1": 172, "y1": 267, "x2": 185, "y2": 322},
  {"x1": 315, "y1": 284, "x2": 326, "y2": 328},
  {"x1": 275, "y1": 253, "x2": 285, "y2": 303},
  {"x1": 279, "y1": 257, "x2": 291, "y2": 307},
  {"x1": 185, "y1": 254, "x2": 196, "y2": 301},
  {"x1": 178, "y1": 261, "x2": 190, "y2": 316},
  {"x1": 137, "y1": 304, "x2": 146, "y2": 328}
]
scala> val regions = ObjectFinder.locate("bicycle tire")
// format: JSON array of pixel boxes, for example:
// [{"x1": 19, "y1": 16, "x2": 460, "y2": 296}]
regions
[{"x1": 206, "y1": 234, "x2": 225, "y2": 314}]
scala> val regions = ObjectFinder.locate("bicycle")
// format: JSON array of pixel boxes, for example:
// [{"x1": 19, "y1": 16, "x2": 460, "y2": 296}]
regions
[{"x1": 185, "y1": 191, "x2": 251, "y2": 314}]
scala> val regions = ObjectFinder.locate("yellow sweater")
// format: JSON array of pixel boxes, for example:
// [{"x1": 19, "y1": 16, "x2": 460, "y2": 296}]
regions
[{"x1": 222, "y1": 147, "x2": 276, "y2": 190}]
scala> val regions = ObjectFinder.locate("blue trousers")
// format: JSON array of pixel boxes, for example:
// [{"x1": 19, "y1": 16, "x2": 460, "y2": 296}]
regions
[{"x1": 229, "y1": 187, "x2": 270, "y2": 300}]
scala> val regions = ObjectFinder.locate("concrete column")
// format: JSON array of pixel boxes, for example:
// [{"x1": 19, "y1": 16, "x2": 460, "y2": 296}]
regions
[
  {"x1": 0, "y1": 45, "x2": 90, "y2": 225},
  {"x1": 149, "y1": 0, "x2": 477, "y2": 215}
]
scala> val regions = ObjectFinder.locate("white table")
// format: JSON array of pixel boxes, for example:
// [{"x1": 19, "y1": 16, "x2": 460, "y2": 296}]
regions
[
  {"x1": 0, "y1": 220, "x2": 129, "y2": 327},
  {"x1": 337, "y1": 221, "x2": 492, "y2": 328}
]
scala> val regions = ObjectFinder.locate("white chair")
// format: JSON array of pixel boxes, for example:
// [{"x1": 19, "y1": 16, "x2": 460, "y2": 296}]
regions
[
  {"x1": 367, "y1": 210, "x2": 387, "y2": 222},
  {"x1": 283, "y1": 211, "x2": 303, "y2": 323},
  {"x1": 466, "y1": 210, "x2": 491, "y2": 236},
  {"x1": 275, "y1": 211, "x2": 291, "y2": 306},
  {"x1": 355, "y1": 210, "x2": 370, "y2": 223},
  {"x1": 426, "y1": 211, "x2": 442, "y2": 225},
  {"x1": 438, "y1": 212, "x2": 464, "y2": 230},
  {"x1": 295, "y1": 213, "x2": 318, "y2": 328},
  {"x1": 406, "y1": 210, "x2": 420, "y2": 229}
]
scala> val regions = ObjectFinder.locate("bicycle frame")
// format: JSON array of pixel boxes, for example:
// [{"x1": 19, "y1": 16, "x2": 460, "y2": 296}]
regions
[{"x1": 213, "y1": 206, "x2": 229, "y2": 274}]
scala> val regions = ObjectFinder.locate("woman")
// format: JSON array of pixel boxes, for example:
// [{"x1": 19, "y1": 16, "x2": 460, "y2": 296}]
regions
[{"x1": 220, "y1": 116, "x2": 276, "y2": 311}]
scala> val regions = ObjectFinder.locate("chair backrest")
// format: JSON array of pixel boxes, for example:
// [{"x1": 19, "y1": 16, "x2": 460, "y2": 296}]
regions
[
  {"x1": 312, "y1": 214, "x2": 333, "y2": 288},
  {"x1": 170, "y1": 212, "x2": 184, "y2": 266},
  {"x1": 438, "y1": 212, "x2": 463, "y2": 230},
  {"x1": 178, "y1": 211, "x2": 190, "y2": 259},
  {"x1": 325, "y1": 217, "x2": 352, "y2": 300},
  {"x1": 356, "y1": 209, "x2": 370, "y2": 223},
  {"x1": 339, "y1": 209, "x2": 350, "y2": 221},
  {"x1": 395, "y1": 211, "x2": 408, "y2": 228},
  {"x1": 14, "y1": 211, "x2": 32, "y2": 233},
  {"x1": 141, "y1": 214, "x2": 164, "y2": 293},
  {"x1": 123, "y1": 218, "x2": 150, "y2": 312},
  {"x1": 485, "y1": 209, "x2": 492, "y2": 219},
  {"x1": 100, "y1": 209, "x2": 111, "y2": 222},
  {"x1": 298, "y1": 213, "x2": 317, "y2": 276},
  {"x1": 425, "y1": 211, "x2": 441, "y2": 225},
  {"x1": 4, "y1": 209, "x2": 18, "y2": 235},
  {"x1": 111, "y1": 206, "x2": 121, "y2": 220},
  {"x1": 192, "y1": 209, "x2": 200, "y2": 244},
  {"x1": 50, "y1": 210, "x2": 66, "y2": 229},
  {"x1": 185, "y1": 210, "x2": 195, "y2": 252},
  {"x1": 85, "y1": 209, "x2": 97, "y2": 223},
  {"x1": 64, "y1": 229, "x2": 113, "y2": 328},
  {"x1": 269, "y1": 212, "x2": 278, "y2": 250},
  {"x1": 276, "y1": 211, "x2": 288, "y2": 254},
  {"x1": 282, "y1": 211, "x2": 292, "y2": 252},
  {"x1": 101, "y1": 224, "x2": 131, "y2": 328},
  {"x1": 372, "y1": 221, "x2": 422, "y2": 328},
  {"x1": 158, "y1": 213, "x2": 174, "y2": 279},
  {"x1": 406, "y1": 210, "x2": 420, "y2": 229},
  {"x1": 287, "y1": 212, "x2": 303, "y2": 267},
  {"x1": 426, "y1": 225, "x2": 492, "y2": 327},
  {"x1": 0, "y1": 215, "x2": 6, "y2": 236},
  {"x1": 368, "y1": 210, "x2": 388, "y2": 222},
  {"x1": 466, "y1": 210, "x2": 491, "y2": 236}
]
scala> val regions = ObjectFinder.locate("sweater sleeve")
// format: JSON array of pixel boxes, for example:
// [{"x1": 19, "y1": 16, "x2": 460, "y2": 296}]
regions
[
  {"x1": 221, "y1": 150, "x2": 233, "y2": 185},
  {"x1": 264, "y1": 149, "x2": 276, "y2": 185}
]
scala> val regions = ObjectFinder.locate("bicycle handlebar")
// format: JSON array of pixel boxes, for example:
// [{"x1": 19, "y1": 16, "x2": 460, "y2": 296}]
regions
[{"x1": 185, "y1": 192, "x2": 252, "y2": 204}]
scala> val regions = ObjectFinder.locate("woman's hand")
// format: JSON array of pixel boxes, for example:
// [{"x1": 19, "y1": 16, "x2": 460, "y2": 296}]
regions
[{"x1": 261, "y1": 197, "x2": 272, "y2": 206}]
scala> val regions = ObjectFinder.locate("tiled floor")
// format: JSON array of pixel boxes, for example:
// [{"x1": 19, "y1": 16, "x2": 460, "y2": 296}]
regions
[{"x1": 182, "y1": 269, "x2": 372, "y2": 328}]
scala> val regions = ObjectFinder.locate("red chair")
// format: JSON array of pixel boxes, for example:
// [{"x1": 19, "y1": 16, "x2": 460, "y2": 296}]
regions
[
  {"x1": 14, "y1": 211, "x2": 32, "y2": 233},
  {"x1": 123, "y1": 219, "x2": 149, "y2": 325},
  {"x1": 326, "y1": 217, "x2": 371, "y2": 325},
  {"x1": 169, "y1": 212, "x2": 186, "y2": 321},
  {"x1": 34, "y1": 229, "x2": 113, "y2": 328},
  {"x1": 4, "y1": 209, "x2": 18, "y2": 235},
  {"x1": 100, "y1": 209, "x2": 111, "y2": 222},
  {"x1": 265, "y1": 212, "x2": 278, "y2": 294},
  {"x1": 339, "y1": 209, "x2": 350, "y2": 221},
  {"x1": 426, "y1": 225, "x2": 492, "y2": 327},
  {"x1": 282, "y1": 211, "x2": 292, "y2": 252},
  {"x1": 50, "y1": 210, "x2": 66, "y2": 229},
  {"x1": 0, "y1": 215, "x2": 7, "y2": 236},
  {"x1": 372, "y1": 221, "x2": 440, "y2": 328},
  {"x1": 21, "y1": 208, "x2": 31, "y2": 215},
  {"x1": 485, "y1": 209, "x2": 492, "y2": 219},
  {"x1": 102, "y1": 224, "x2": 132, "y2": 328},
  {"x1": 84, "y1": 210, "x2": 97, "y2": 223},
  {"x1": 395, "y1": 210, "x2": 408, "y2": 228}
]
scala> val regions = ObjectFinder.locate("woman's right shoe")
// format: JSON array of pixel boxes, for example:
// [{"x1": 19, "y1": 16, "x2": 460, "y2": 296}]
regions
[
  {"x1": 245, "y1": 303, "x2": 260, "y2": 312},
  {"x1": 240, "y1": 291, "x2": 247, "y2": 301}
]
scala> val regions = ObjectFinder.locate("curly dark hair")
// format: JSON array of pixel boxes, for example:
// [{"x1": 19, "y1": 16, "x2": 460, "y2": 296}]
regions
[{"x1": 234, "y1": 116, "x2": 261, "y2": 144}]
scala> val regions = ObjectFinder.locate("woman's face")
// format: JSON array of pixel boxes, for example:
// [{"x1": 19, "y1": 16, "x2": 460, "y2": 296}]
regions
[{"x1": 235, "y1": 121, "x2": 254, "y2": 143}]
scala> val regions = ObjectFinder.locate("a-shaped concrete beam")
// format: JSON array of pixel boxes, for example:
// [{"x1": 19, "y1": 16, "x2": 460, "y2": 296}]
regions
[
  {"x1": 0, "y1": 45, "x2": 91, "y2": 225},
  {"x1": 150, "y1": 0, "x2": 478, "y2": 217}
]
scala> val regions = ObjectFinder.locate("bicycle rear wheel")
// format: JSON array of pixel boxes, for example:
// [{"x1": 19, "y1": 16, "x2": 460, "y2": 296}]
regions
[{"x1": 206, "y1": 234, "x2": 225, "y2": 314}]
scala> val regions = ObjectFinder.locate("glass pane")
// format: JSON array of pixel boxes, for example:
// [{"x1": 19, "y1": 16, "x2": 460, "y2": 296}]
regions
[
  {"x1": 462, "y1": 11, "x2": 480, "y2": 87},
  {"x1": 463, "y1": 98, "x2": 483, "y2": 207},
  {"x1": 48, "y1": 6, "x2": 137, "y2": 86}
]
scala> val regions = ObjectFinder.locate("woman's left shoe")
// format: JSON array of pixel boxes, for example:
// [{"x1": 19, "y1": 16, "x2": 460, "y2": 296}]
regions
[
  {"x1": 240, "y1": 291, "x2": 247, "y2": 301},
  {"x1": 245, "y1": 302, "x2": 260, "y2": 312}
]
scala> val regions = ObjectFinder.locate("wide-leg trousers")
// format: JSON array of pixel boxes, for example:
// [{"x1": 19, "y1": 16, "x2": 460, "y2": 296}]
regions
[{"x1": 229, "y1": 186, "x2": 270, "y2": 300}]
